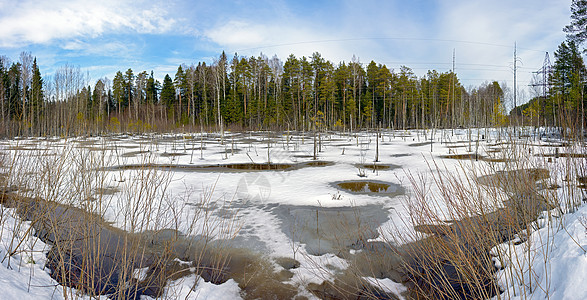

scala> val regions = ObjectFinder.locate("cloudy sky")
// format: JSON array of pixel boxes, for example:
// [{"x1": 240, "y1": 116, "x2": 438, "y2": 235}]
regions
[{"x1": 0, "y1": 0, "x2": 572, "y2": 106}]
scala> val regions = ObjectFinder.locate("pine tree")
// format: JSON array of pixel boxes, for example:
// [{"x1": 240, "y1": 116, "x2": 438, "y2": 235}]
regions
[
  {"x1": 565, "y1": 0, "x2": 587, "y2": 46},
  {"x1": 334, "y1": 62, "x2": 349, "y2": 127},
  {"x1": 366, "y1": 61, "x2": 379, "y2": 127},
  {"x1": 377, "y1": 65, "x2": 392, "y2": 127},
  {"x1": 283, "y1": 55, "x2": 301, "y2": 128},
  {"x1": 311, "y1": 52, "x2": 325, "y2": 123},
  {"x1": 135, "y1": 71, "x2": 148, "y2": 121},
  {"x1": 300, "y1": 57, "x2": 314, "y2": 130},
  {"x1": 112, "y1": 71, "x2": 125, "y2": 116},
  {"x1": 550, "y1": 41, "x2": 586, "y2": 129},
  {"x1": 124, "y1": 68, "x2": 134, "y2": 119}
]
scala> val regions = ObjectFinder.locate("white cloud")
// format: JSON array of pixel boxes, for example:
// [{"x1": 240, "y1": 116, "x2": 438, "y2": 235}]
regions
[
  {"x1": 205, "y1": 21, "x2": 269, "y2": 48},
  {"x1": 62, "y1": 40, "x2": 135, "y2": 58},
  {"x1": 436, "y1": 0, "x2": 569, "y2": 104},
  {"x1": 0, "y1": 0, "x2": 177, "y2": 48},
  {"x1": 202, "y1": 18, "x2": 381, "y2": 65}
]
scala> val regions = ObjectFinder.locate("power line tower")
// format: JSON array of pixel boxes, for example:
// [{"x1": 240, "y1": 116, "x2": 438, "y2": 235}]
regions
[{"x1": 529, "y1": 52, "x2": 552, "y2": 129}]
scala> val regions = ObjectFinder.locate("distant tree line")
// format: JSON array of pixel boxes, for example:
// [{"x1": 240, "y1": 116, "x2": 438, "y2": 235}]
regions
[
  {"x1": 515, "y1": 40, "x2": 587, "y2": 134},
  {"x1": 0, "y1": 48, "x2": 584, "y2": 137}
]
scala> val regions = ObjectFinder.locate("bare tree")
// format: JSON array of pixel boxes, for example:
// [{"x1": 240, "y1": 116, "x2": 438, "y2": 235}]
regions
[
  {"x1": 269, "y1": 55, "x2": 283, "y2": 124},
  {"x1": 135, "y1": 71, "x2": 148, "y2": 123}
]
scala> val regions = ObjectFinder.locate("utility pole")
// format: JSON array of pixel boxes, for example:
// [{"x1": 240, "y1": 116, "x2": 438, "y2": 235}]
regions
[
  {"x1": 452, "y1": 49, "x2": 456, "y2": 132},
  {"x1": 512, "y1": 43, "x2": 523, "y2": 137},
  {"x1": 513, "y1": 43, "x2": 517, "y2": 110},
  {"x1": 513, "y1": 42, "x2": 517, "y2": 136},
  {"x1": 446, "y1": 48, "x2": 457, "y2": 135}
]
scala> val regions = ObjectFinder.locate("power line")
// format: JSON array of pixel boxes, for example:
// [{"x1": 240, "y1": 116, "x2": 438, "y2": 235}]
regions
[
  {"x1": 382, "y1": 61, "x2": 533, "y2": 68},
  {"x1": 233, "y1": 37, "x2": 547, "y2": 53}
]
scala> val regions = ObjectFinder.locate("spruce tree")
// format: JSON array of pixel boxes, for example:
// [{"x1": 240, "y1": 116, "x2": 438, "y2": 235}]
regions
[
  {"x1": 174, "y1": 65, "x2": 186, "y2": 122},
  {"x1": 161, "y1": 74, "x2": 175, "y2": 110},
  {"x1": 146, "y1": 71, "x2": 158, "y2": 104},
  {"x1": 31, "y1": 58, "x2": 43, "y2": 133}
]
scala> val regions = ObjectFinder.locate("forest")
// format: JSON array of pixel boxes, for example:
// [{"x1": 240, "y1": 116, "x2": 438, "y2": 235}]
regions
[{"x1": 0, "y1": 41, "x2": 585, "y2": 137}]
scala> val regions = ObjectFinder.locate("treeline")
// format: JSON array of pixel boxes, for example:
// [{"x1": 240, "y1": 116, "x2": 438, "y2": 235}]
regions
[
  {"x1": 1, "y1": 48, "x2": 581, "y2": 137},
  {"x1": 514, "y1": 41, "x2": 586, "y2": 133}
]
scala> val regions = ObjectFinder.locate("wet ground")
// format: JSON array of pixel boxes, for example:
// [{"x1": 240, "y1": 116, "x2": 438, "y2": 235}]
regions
[
  {"x1": 303, "y1": 167, "x2": 561, "y2": 299},
  {"x1": 0, "y1": 130, "x2": 580, "y2": 299},
  {"x1": 0, "y1": 193, "x2": 298, "y2": 299},
  {"x1": 334, "y1": 180, "x2": 404, "y2": 197},
  {"x1": 272, "y1": 204, "x2": 390, "y2": 256},
  {"x1": 399, "y1": 168, "x2": 555, "y2": 299},
  {"x1": 103, "y1": 161, "x2": 339, "y2": 172}
]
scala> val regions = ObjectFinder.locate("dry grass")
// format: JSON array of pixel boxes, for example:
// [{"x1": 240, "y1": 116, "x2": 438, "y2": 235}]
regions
[
  {"x1": 386, "y1": 132, "x2": 583, "y2": 300},
  {"x1": 0, "y1": 129, "x2": 584, "y2": 299},
  {"x1": 301, "y1": 129, "x2": 584, "y2": 300},
  {"x1": 0, "y1": 138, "x2": 298, "y2": 299}
]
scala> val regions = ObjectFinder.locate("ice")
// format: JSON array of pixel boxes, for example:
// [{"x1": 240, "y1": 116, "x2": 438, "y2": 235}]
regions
[{"x1": 0, "y1": 128, "x2": 585, "y2": 299}]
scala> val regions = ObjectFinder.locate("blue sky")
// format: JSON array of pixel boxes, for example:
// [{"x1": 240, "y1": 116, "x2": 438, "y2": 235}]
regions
[{"x1": 0, "y1": 0, "x2": 572, "y2": 106}]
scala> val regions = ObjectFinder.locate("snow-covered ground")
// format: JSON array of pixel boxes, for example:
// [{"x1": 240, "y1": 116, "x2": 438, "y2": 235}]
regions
[
  {"x1": 493, "y1": 203, "x2": 587, "y2": 300},
  {"x1": 0, "y1": 128, "x2": 584, "y2": 299}
]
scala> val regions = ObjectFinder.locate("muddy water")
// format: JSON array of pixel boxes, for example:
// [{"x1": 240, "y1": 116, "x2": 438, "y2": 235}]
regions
[
  {"x1": 272, "y1": 204, "x2": 390, "y2": 256},
  {"x1": 106, "y1": 162, "x2": 296, "y2": 172},
  {"x1": 104, "y1": 161, "x2": 334, "y2": 172},
  {"x1": 0, "y1": 193, "x2": 297, "y2": 299},
  {"x1": 0, "y1": 163, "x2": 558, "y2": 299},
  {"x1": 408, "y1": 141, "x2": 433, "y2": 147},
  {"x1": 441, "y1": 153, "x2": 515, "y2": 163},
  {"x1": 334, "y1": 180, "x2": 404, "y2": 197},
  {"x1": 308, "y1": 168, "x2": 556, "y2": 299},
  {"x1": 441, "y1": 153, "x2": 485, "y2": 160},
  {"x1": 403, "y1": 194, "x2": 553, "y2": 299},
  {"x1": 477, "y1": 168, "x2": 550, "y2": 194},
  {"x1": 401, "y1": 168, "x2": 554, "y2": 299},
  {"x1": 1, "y1": 194, "x2": 156, "y2": 298},
  {"x1": 105, "y1": 161, "x2": 335, "y2": 172},
  {"x1": 357, "y1": 163, "x2": 400, "y2": 171}
]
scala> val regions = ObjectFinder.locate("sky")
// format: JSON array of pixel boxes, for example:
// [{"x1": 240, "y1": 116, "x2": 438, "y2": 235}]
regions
[{"x1": 0, "y1": 0, "x2": 573, "y2": 107}]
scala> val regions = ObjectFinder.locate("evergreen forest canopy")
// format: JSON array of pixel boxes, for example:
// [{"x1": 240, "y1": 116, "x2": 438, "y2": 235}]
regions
[{"x1": 0, "y1": 47, "x2": 585, "y2": 137}]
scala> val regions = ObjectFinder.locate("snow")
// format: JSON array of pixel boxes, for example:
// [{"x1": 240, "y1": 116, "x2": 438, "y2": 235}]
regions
[
  {"x1": 363, "y1": 277, "x2": 408, "y2": 299},
  {"x1": 158, "y1": 276, "x2": 241, "y2": 300},
  {"x1": 494, "y1": 203, "x2": 587, "y2": 300},
  {"x1": 0, "y1": 207, "x2": 65, "y2": 299},
  {"x1": 0, "y1": 127, "x2": 585, "y2": 299}
]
